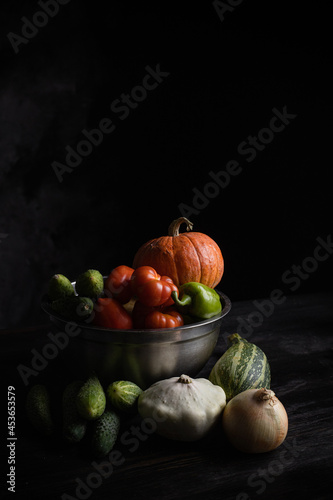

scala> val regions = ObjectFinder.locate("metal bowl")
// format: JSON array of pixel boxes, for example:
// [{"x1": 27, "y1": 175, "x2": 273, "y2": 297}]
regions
[{"x1": 42, "y1": 289, "x2": 231, "y2": 389}]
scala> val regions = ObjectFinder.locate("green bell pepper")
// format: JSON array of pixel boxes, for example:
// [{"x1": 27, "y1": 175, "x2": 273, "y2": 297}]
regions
[{"x1": 171, "y1": 282, "x2": 222, "y2": 319}]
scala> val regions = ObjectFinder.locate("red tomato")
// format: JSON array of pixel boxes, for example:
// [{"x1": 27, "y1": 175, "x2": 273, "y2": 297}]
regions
[
  {"x1": 131, "y1": 301, "x2": 156, "y2": 329},
  {"x1": 144, "y1": 308, "x2": 184, "y2": 329},
  {"x1": 104, "y1": 265, "x2": 134, "y2": 304},
  {"x1": 131, "y1": 266, "x2": 177, "y2": 307},
  {"x1": 93, "y1": 297, "x2": 133, "y2": 329}
]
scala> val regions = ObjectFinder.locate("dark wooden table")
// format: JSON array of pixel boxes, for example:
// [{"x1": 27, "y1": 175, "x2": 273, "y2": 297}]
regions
[{"x1": 2, "y1": 292, "x2": 333, "y2": 500}]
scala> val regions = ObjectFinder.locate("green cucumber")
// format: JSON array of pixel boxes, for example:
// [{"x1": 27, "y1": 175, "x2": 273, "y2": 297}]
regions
[
  {"x1": 209, "y1": 333, "x2": 271, "y2": 401},
  {"x1": 62, "y1": 381, "x2": 87, "y2": 443},
  {"x1": 48, "y1": 274, "x2": 75, "y2": 301},
  {"x1": 106, "y1": 380, "x2": 143, "y2": 414},
  {"x1": 51, "y1": 296, "x2": 93, "y2": 321},
  {"x1": 26, "y1": 384, "x2": 54, "y2": 436},
  {"x1": 75, "y1": 269, "x2": 104, "y2": 299},
  {"x1": 76, "y1": 374, "x2": 106, "y2": 421},
  {"x1": 91, "y1": 410, "x2": 121, "y2": 457}
]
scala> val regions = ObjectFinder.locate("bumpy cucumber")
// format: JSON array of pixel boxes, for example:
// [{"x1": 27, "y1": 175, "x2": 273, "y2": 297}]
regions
[
  {"x1": 91, "y1": 410, "x2": 121, "y2": 457},
  {"x1": 107, "y1": 380, "x2": 143, "y2": 413},
  {"x1": 26, "y1": 384, "x2": 54, "y2": 436},
  {"x1": 62, "y1": 381, "x2": 87, "y2": 443},
  {"x1": 51, "y1": 296, "x2": 93, "y2": 321},
  {"x1": 76, "y1": 374, "x2": 106, "y2": 420},
  {"x1": 75, "y1": 269, "x2": 104, "y2": 299},
  {"x1": 48, "y1": 274, "x2": 75, "y2": 301}
]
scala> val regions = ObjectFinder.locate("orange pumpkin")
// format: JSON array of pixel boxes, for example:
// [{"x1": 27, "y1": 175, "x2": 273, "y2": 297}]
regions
[{"x1": 132, "y1": 217, "x2": 224, "y2": 288}]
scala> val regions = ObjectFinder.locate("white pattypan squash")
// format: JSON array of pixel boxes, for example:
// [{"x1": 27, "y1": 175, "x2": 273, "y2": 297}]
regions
[{"x1": 138, "y1": 374, "x2": 226, "y2": 441}]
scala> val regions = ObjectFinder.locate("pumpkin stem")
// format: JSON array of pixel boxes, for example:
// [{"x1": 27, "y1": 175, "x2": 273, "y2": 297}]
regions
[
  {"x1": 168, "y1": 217, "x2": 194, "y2": 237},
  {"x1": 178, "y1": 374, "x2": 193, "y2": 384}
]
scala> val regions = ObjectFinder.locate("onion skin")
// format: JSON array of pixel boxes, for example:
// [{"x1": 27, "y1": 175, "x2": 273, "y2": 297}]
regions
[{"x1": 222, "y1": 388, "x2": 288, "y2": 453}]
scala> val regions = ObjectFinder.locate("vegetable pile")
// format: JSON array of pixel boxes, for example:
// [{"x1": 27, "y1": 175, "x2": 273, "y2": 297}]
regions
[
  {"x1": 26, "y1": 348, "x2": 288, "y2": 457},
  {"x1": 45, "y1": 217, "x2": 224, "y2": 330},
  {"x1": 46, "y1": 265, "x2": 222, "y2": 330},
  {"x1": 33, "y1": 217, "x2": 289, "y2": 457},
  {"x1": 26, "y1": 374, "x2": 142, "y2": 458}
]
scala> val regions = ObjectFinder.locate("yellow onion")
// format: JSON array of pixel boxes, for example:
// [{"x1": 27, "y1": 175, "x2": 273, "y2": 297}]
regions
[{"x1": 222, "y1": 388, "x2": 288, "y2": 453}]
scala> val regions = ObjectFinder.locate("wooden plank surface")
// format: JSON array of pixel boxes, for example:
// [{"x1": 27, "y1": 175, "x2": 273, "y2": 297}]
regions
[{"x1": 1, "y1": 292, "x2": 333, "y2": 500}]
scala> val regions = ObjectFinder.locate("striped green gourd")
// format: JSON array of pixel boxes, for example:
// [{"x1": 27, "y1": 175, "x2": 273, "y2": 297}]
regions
[{"x1": 209, "y1": 333, "x2": 271, "y2": 401}]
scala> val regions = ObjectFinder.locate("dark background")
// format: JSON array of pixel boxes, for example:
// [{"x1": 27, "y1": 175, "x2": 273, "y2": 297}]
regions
[{"x1": 0, "y1": 1, "x2": 332, "y2": 329}]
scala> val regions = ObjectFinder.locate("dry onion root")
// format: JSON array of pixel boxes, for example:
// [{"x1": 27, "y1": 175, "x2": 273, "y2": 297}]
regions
[{"x1": 222, "y1": 388, "x2": 288, "y2": 453}]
